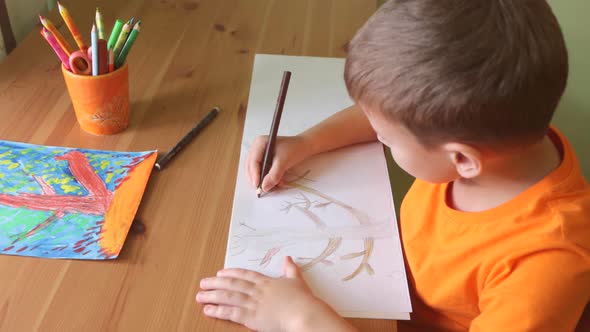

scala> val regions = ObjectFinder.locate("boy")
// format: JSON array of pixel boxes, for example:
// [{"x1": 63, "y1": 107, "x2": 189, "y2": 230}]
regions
[{"x1": 197, "y1": 0, "x2": 590, "y2": 331}]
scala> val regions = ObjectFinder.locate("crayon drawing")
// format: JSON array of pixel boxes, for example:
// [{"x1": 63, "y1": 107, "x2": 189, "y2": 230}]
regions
[{"x1": 0, "y1": 141, "x2": 157, "y2": 259}]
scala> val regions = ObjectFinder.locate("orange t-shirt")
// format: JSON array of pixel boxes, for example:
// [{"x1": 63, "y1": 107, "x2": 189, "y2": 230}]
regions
[{"x1": 399, "y1": 128, "x2": 590, "y2": 332}]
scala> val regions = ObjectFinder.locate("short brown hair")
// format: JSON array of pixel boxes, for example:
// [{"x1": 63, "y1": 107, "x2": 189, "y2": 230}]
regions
[{"x1": 345, "y1": 0, "x2": 568, "y2": 147}]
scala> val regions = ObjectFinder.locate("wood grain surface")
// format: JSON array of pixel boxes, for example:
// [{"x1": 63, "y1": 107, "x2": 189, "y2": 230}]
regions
[{"x1": 0, "y1": 0, "x2": 398, "y2": 331}]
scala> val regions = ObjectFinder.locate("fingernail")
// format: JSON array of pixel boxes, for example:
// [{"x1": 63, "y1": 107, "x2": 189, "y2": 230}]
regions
[
  {"x1": 196, "y1": 292, "x2": 203, "y2": 301},
  {"x1": 204, "y1": 305, "x2": 213, "y2": 314}
]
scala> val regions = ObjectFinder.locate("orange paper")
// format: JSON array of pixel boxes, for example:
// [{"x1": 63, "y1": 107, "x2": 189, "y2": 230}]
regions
[{"x1": 0, "y1": 141, "x2": 157, "y2": 259}]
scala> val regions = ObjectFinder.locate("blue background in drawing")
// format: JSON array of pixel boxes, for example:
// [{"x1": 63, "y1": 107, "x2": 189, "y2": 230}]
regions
[{"x1": 0, "y1": 140, "x2": 155, "y2": 259}]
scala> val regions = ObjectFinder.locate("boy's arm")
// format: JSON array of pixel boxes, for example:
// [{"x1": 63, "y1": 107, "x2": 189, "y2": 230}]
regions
[
  {"x1": 290, "y1": 301, "x2": 358, "y2": 332},
  {"x1": 300, "y1": 104, "x2": 377, "y2": 156},
  {"x1": 471, "y1": 250, "x2": 590, "y2": 332},
  {"x1": 247, "y1": 104, "x2": 377, "y2": 191}
]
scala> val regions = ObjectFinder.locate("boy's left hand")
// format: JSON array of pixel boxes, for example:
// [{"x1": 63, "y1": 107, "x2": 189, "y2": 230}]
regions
[{"x1": 197, "y1": 256, "x2": 324, "y2": 331}]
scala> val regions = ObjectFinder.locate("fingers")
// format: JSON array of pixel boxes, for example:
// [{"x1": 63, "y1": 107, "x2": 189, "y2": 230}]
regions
[
  {"x1": 245, "y1": 136, "x2": 268, "y2": 187},
  {"x1": 261, "y1": 161, "x2": 286, "y2": 192},
  {"x1": 282, "y1": 256, "x2": 302, "y2": 279},
  {"x1": 216, "y1": 268, "x2": 266, "y2": 283},
  {"x1": 196, "y1": 289, "x2": 252, "y2": 308},
  {"x1": 200, "y1": 277, "x2": 256, "y2": 295},
  {"x1": 197, "y1": 274, "x2": 260, "y2": 325},
  {"x1": 202, "y1": 304, "x2": 253, "y2": 326}
]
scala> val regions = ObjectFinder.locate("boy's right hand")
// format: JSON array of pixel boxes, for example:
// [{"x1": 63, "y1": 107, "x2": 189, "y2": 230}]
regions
[{"x1": 245, "y1": 135, "x2": 312, "y2": 192}]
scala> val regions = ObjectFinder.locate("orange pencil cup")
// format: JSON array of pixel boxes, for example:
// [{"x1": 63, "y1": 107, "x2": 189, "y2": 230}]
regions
[{"x1": 61, "y1": 63, "x2": 130, "y2": 135}]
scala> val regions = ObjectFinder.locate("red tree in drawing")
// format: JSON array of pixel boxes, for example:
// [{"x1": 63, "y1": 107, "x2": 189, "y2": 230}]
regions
[{"x1": 0, "y1": 151, "x2": 113, "y2": 245}]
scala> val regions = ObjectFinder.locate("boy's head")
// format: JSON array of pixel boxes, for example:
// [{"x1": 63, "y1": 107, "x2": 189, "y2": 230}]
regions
[{"x1": 345, "y1": 0, "x2": 568, "y2": 182}]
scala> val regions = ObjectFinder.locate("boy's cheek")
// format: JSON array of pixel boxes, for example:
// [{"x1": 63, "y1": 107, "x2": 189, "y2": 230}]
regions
[
  {"x1": 388, "y1": 149, "x2": 415, "y2": 175},
  {"x1": 391, "y1": 150, "x2": 457, "y2": 183}
]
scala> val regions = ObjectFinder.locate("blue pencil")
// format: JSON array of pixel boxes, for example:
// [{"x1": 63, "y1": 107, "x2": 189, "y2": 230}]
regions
[{"x1": 91, "y1": 24, "x2": 99, "y2": 76}]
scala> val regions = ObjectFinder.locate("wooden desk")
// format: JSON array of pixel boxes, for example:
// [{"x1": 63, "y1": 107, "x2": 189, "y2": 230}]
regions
[{"x1": 0, "y1": 0, "x2": 397, "y2": 331}]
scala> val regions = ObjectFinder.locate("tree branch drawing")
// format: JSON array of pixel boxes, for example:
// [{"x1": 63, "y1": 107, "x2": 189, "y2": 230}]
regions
[
  {"x1": 231, "y1": 170, "x2": 386, "y2": 282},
  {"x1": 282, "y1": 178, "x2": 376, "y2": 281},
  {"x1": 0, "y1": 151, "x2": 113, "y2": 247}
]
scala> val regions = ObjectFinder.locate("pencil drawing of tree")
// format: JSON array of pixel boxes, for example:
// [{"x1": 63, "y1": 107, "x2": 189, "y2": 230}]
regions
[{"x1": 230, "y1": 171, "x2": 390, "y2": 282}]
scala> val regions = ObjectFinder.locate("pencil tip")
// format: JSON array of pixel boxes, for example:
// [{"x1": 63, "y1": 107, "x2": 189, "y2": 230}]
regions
[{"x1": 38, "y1": 14, "x2": 44, "y2": 21}]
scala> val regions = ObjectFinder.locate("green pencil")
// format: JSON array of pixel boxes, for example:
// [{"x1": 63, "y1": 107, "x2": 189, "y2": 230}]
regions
[
  {"x1": 95, "y1": 7, "x2": 105, "y2": 39},
  {"x1": 115, "y1": 21, "x2": 141, "y2": 68},
  {"x1": 112, "y1": 19, "x2": 132, "y2": 57},
  {"x1": 107, "y1": 19, "x2": 123, "y2": 50}
]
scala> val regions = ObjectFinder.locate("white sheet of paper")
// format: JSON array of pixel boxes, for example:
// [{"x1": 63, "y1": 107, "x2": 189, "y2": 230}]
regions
[{"x1": 225, "y1": 54, "x2": 412, "y2": 319}]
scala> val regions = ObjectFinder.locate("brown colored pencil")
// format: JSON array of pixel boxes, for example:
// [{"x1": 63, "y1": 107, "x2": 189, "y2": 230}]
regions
[
  {"x1": 257, "y1": 71, "x2": 292, "y2": 198},
  {"x1": 155, "y1": 107, "x2": 220, "y2": 170}
]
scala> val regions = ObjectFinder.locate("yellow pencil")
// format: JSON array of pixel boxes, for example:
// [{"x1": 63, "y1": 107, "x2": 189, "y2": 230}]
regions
[
  {"x1": 39, "y1": 14, "x2": 74, "y2": 56},
  {"x1": 95, "y1": 7, "x2": 106, "y2": 39},
  {"x1": 112, "y1": 19, "x2": 133, "y2": 59},
  {"x1": 57, "y1": 2, "x2": 87, "y2": 51}
]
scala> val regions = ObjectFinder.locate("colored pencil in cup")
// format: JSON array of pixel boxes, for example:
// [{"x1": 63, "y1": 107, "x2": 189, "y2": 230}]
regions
[
  {"x1": 91, "y1": 24, "x2": 99, "y2": 76},
  {"x1": 155, "y1": 107, "x2": 220, "y2": 170},
  {"x1": 95, "y1": 7, "x2": 105, "y2": 39},
  {"x1": 98, "y1": 39, "x2": 108, "y2": 74},
  {"x1": 39, "y1": 14, "x2": 74, "y2": 56},
  {"x1": 257, "y1": 71, "x2": 291, "y2": 198},
  {"x1": 40, "y1": 27, "x2": 71, "y2": 71},
  {"x1": 112, "y1": 19, "x2": 133, "y2": 58},
  {"x1": 115, "y1": 21, "x2": 140, "y2": 69},
  {"x1": 107, "y1": 19, "x2": 123, "y2": 50},
  {"x1": 57, "y1": 1, "x2": 87, "y2": 51},
  {"x1": 108, "y1": 49, "x2": 114, "y2": 72}
]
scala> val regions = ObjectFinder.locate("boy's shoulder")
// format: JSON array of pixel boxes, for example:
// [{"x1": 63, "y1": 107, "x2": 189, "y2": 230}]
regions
[
  {"x1": 401, "y1": 126, "x2": 590, "y2": 245},
  {"x1": 404, "y1": 126, "x2": 589, "y2": 220}
]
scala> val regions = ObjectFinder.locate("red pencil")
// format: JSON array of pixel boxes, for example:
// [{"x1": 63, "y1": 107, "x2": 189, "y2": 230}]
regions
[
  {"x1": 108, "y1": 49, "x2": 114, "y2": 72},
  {"x1": 97, "y1": 39, "x2": 108, "y2": 74}
]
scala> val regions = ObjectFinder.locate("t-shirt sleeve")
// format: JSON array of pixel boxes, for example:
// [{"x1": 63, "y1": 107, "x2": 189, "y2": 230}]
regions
[{"x1": 470, "y1": 249, "x2": 590, "y2": 332}]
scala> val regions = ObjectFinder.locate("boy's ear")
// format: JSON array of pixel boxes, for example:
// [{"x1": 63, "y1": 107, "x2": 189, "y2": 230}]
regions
[{"x1": 443, "y1": 143, "x2": 482, "y2": 179}]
